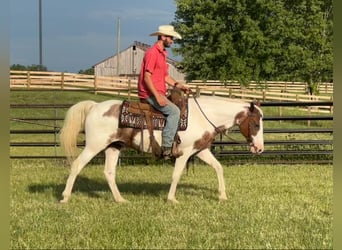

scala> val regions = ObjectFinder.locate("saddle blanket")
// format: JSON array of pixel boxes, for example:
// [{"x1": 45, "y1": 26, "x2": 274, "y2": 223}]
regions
[{"x1": 119, "y1": 100, "x2": 188, "y2": 131}]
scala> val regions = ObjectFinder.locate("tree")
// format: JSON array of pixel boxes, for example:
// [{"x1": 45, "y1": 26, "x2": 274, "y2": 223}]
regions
[
  {"x1": 173, "y1": 0, "x2": 333, "y2": 90},
  {"x1": 278, "y1": 0, "x2": 333, "y2": 93},
  {"x1": 10, "y1": 64, "x2": 48, "y2": 71},
  {"x1": 78, "y1": 67, "x2": 94, "y2": 75}
]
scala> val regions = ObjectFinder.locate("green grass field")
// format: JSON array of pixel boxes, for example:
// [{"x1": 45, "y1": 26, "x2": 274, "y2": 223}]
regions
[
  {"x1": 10, "y1": 160, "x2": 332, "y2": 249},
  {"x1": 10, "y1": 89, "x2": 333, "y2": 248}
]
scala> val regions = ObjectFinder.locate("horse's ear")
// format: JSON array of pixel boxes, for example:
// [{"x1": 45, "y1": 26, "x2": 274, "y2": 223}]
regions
[
  {"x1": 249, "y1": 100, "x2": 261, "y2": 112},
  {"x1": 249, "y1": 102, "x2": 255, "y2": 112}
]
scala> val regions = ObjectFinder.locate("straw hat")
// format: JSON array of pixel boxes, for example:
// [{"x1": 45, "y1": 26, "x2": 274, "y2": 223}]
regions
[{"x1": 150, "y1": 25, "x2": 182, "y2": 39}]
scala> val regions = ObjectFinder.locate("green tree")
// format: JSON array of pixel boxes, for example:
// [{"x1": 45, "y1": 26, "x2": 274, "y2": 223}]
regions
[
  {"x1": 173, "y1": 0, "x2": 333, "y2": 90},
  {"x1": 10, "y1": 64, "x2": 47, "y2": 71},
  {"x1": 278, "y1": 0, "x2": 333, "y2": 94},
  {"x1": 78, "y1": 67, "x2": 94, "y2": 75},
  {"x1": 10, "y1": 64, "x2": 27, "y2": 71}
]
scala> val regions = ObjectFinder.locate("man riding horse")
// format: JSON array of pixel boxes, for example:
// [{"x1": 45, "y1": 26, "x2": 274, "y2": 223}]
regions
[{"x1": 138, "y1": 25, "x2": 190, "y2": 160}]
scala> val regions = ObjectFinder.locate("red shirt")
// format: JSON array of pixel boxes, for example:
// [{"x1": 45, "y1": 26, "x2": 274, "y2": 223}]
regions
[{"x1": 138, "y1": 43, "x2": 169, "y2": 99}]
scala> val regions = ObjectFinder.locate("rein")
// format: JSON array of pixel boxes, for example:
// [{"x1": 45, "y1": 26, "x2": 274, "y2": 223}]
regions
[
  {"x1": 192, "y1": 95, "x2": 224, "y2": 134},
  {"x1": 191, "y1": 95, "x2": 247, "y2": 144}
]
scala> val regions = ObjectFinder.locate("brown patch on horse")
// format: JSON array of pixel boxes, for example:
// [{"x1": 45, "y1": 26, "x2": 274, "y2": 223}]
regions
[
  {"x1": 234, "y1": 110, "x2": 249, "y2": 139},
  {"x1": 193, "y1": 131, "x2": 215, "y2": 151},
  {"x1": 107, "y1": 128, "x2": 140, "y2": 149},
  {"x1": 247, "y1": 108, "x2": 262, "y2": 137},
  {"x1": 234, "y1": 110, "x2": 246, "y2": 125},
  {"x1": 103, "y1": 104, "x2": 121, "y2": 118}
]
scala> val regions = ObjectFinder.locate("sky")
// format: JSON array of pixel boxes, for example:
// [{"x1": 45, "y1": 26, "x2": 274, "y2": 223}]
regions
[{"x1": 10, "y1": 0, "x2": 178, "y2": 73}]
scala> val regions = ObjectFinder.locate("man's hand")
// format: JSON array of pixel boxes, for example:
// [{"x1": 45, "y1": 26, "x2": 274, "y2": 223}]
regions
[
  {"x1": 176, "y1": 83, "x2": 192, "y2": 94},
  {"x1": 156, "y1": 94, "x2": 167, "y2": 106},
  {"x1": 182, "y1": 85, "x2": 192, "y2": 94}
]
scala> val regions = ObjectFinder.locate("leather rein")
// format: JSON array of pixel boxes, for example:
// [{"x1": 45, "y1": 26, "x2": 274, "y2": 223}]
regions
[{"x1": 192, "y1": 94, "x2": 252, "y2": 144}]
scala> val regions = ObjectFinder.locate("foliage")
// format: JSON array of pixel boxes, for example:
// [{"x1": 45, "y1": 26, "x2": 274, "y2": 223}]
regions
[
  {"x1": 10, "y1": 161, "x2": 332, "y2": 249},
  {"x1": 78, "y1": 67, "x2": 94, "y2": 75},
  {"x1": 172, "y1": 0, "x2": 333, "y2": 88},
  {"x1": 10, "y1": 64, "x2": 48, "y2": 71}
]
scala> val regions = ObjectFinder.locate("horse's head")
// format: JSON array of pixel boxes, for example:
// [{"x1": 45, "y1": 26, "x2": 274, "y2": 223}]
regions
[{"x1": 235, "y1": 101, "x2": 264, "y2": 154}]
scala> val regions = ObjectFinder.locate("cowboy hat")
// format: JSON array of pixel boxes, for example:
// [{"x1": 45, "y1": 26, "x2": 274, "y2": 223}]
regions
[{"x1": 150, "y1": 25, "x2": 182, "y2": 39}]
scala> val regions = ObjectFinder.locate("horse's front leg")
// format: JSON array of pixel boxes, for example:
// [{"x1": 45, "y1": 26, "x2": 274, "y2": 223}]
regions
[
  {"x1": 195, "y1": 148, "x2": 228, "y2": 201},
  {"x1": 167, "y1": 150, "x2": 191, "y2": 203},
  {"x1": 104, "y1": 147, "x2": 127, "y2": 203}
]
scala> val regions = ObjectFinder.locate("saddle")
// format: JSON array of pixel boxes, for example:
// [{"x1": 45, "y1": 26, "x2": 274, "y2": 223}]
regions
[{"x1": 118, "y1": 88, "x2": 189, "y2": 158}]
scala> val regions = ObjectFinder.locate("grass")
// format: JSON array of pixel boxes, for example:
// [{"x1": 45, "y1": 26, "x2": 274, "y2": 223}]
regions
[{"x1": 10, "y1": 160, "x2": 333, "y2": 249}]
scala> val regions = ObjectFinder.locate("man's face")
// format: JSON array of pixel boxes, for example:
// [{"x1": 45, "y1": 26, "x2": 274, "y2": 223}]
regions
[{"x1": 162, "y1": 35, "x2": 174, "y2": 48}]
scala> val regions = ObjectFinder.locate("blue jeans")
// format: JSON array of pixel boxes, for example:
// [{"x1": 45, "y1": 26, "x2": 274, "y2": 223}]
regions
[{"x1": 146, "y1": 96, "x2": 180, "y2": 148}]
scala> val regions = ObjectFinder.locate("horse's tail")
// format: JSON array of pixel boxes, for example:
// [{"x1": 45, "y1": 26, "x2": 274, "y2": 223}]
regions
[{"x1": 59, "y1": 100, "x2": 97, "y2": 163}]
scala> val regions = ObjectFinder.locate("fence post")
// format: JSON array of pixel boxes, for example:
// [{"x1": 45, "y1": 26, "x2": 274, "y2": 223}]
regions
[
  {"x1": 94, "y1": 75, "x2": 98, "y2": 95},
  {"x1": 61, "y1": 72, "x2": 64, "y2": 90},
  {"x1": 27, "y1": 71, "x2": 31, "y2": 88},
  {"x1": 196, "y1": 86, "x2": 200, "y2": 97},
  {"x1": 284, "y1": 82, "x2": 287, "y2": 93},
  {"x1": 128, "y1": 80, "x2": 131, "y2": 101},
  {"x1": 325, "y1": 82, "x2": 328, "y2": 94}
]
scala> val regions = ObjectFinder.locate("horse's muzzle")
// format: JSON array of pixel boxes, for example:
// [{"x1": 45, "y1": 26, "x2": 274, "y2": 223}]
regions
[{"x1": 250, "y1": 143, "x2": 264, "y2": 154}]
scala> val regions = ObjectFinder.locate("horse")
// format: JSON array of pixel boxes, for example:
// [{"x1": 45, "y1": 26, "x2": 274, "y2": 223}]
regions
[{"x1": 59, "y1": 95, "x2": 264, "y2": 203}]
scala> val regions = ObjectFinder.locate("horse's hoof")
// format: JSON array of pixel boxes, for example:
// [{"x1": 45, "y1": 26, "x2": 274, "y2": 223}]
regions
[
  {"x1": 219, "y1": 196, "x2": 228, "y2": 202},
  {"x1": 59, "y1": 198, "x2": 69, "y2": 203},
  {"x1": 116, "y1": 198, "x2": 129, "y2": 203},
  {"x1": 167, "y1": 198, "x2": 179, "y2": 204}
]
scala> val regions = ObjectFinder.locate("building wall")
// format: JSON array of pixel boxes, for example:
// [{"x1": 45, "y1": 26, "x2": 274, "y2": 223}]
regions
[{"x1": 94, "y1": 45, "x2": 185, "y2": 80}]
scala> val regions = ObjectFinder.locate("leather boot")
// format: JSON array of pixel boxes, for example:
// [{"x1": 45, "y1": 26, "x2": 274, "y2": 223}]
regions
[{"x1": 161, "y1": 147, "x2": 173, "y2": 160}]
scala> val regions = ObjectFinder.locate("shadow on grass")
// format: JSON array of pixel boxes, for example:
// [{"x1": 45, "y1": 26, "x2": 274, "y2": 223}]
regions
[{"x1": 27, "y1": 175, "x2": 215, "y2": 201}]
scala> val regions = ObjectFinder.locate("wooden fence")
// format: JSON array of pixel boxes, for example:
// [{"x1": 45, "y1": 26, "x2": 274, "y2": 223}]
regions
[
  {"x1": 9, "y1": 77, "x2": 333, "y2": 164},
  {"x1": 10, "y1": 70, "x2": 333, "y2": 113}
]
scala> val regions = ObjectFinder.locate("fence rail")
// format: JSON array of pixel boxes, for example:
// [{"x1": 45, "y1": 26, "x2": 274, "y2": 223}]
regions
[
  {"x1": 10, "y1": 71, "x2": 333, "y2": 112},
  {"x1": 11, "y1": 70, "x2": 333, "y2": 93},
  {"x1": 10, "y1": 72, "x2": 333, "y2": 164}
]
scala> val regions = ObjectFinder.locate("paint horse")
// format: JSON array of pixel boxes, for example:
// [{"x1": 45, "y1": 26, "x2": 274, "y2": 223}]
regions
[{"x1": 59, "y1": 95, "x2": 264, "y2": 203}]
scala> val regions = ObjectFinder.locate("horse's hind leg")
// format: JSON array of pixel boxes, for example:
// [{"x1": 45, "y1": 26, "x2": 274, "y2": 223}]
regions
[
  {"x1": 195, "y1": 148, "x2": 227, "y2": 201},
  {"x1": 60, "y1": 147, "x2": 98, "y2": 203},
  {"x1": 103, "y1": 147, "x2": 127, "y2": 203}
]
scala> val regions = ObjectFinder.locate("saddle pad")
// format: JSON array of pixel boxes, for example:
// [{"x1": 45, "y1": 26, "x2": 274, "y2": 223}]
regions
[{"x1": 119, "y1": 100, "x2": 188, "y2": 131}]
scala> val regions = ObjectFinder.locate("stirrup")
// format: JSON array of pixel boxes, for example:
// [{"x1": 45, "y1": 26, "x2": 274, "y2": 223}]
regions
[{"x1": 162, "y1": 147, "x2": 173, "y2": 160}]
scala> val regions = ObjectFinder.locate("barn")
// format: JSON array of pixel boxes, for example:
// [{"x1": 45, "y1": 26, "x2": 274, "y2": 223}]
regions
[{"x1": 93, "y1": 41, "x2": 185, "y2": 80}]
